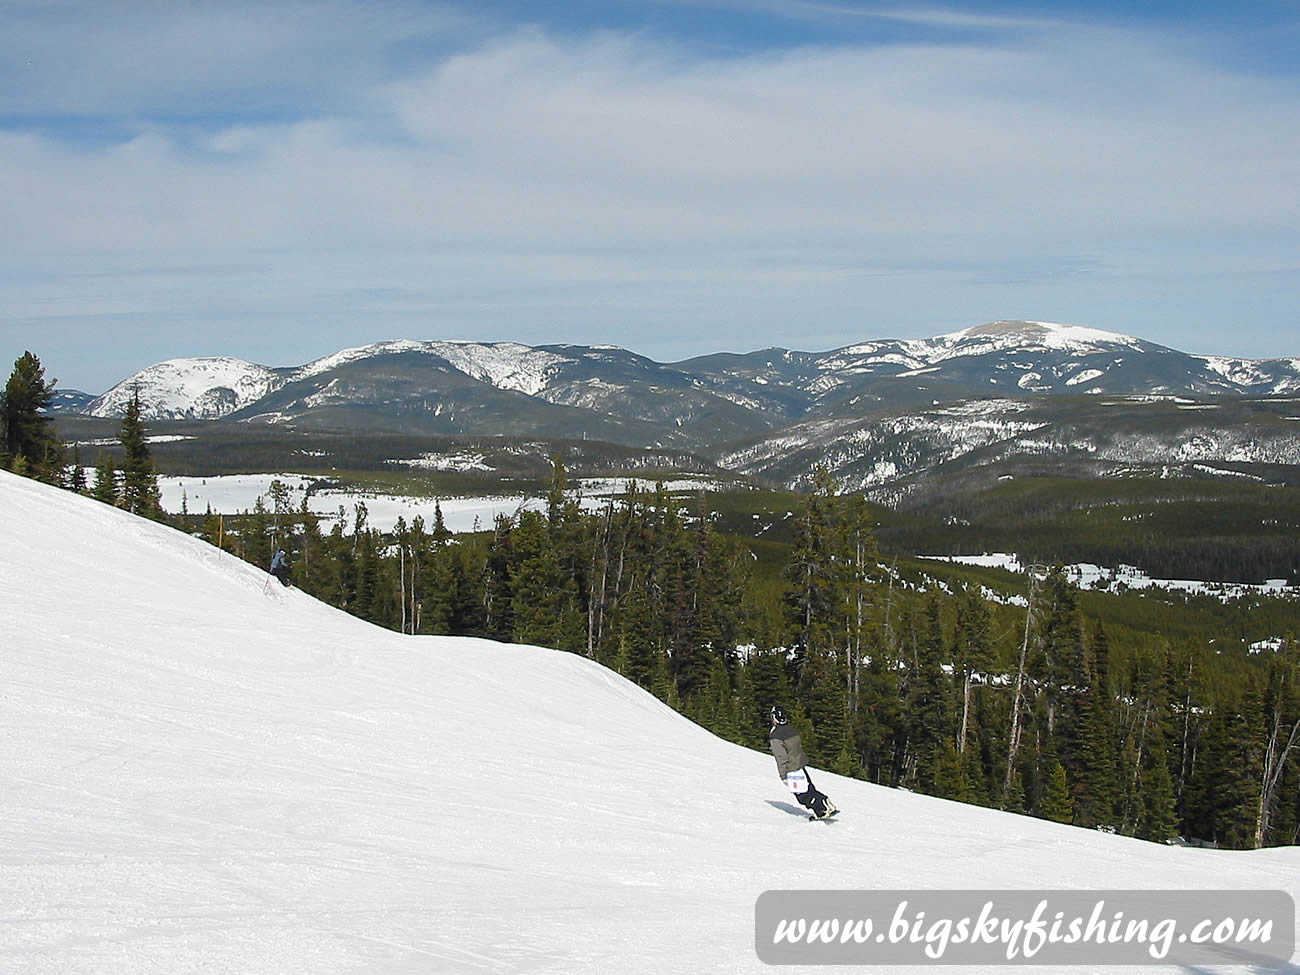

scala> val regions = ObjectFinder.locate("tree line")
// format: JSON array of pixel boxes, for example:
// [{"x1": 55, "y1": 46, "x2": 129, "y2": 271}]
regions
[
  {"x1": 201, "y1": 458, "x2": 1298, "y2": 851},
  {"x1": 1, "y1": 352, "x2": 164, "y2": 518},
  {"x1": 6, "y1": 351, "x2": 1296, "y2": 850}
]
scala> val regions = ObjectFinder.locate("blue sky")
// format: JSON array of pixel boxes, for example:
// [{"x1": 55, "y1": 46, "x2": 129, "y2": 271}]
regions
[{"x1": 2, "y1": 0, "x2": 1299, "y2": 393}]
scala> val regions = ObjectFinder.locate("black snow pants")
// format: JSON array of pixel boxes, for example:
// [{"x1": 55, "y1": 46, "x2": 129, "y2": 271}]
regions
[{"x1": 793, "y1": 768, "x2": 831, "y2": 817}]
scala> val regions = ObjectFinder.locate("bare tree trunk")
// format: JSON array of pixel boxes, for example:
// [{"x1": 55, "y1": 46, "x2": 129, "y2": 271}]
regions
[
  {"x1": 1004, "y1": 568, "x2": 1040, "y2": 804},
  {"x1": 959, "y1": 674, "x2": 971, "y2": 753},
  {"x1": 1123, "y1": 705, "x2": 1149, "y2": 834},
  {"x1": 587, "y1": 495, "x2": 614, "y2": 659},
  {"x1": 1256, "y1": 712, "x2": 1300, "y2": 848},
  {"x1": 1177, "y1": 657, "x2": 1194, "y2": 807},
  {"x1": 410, "y1": 550, "x2": 418, "y2": 635}
]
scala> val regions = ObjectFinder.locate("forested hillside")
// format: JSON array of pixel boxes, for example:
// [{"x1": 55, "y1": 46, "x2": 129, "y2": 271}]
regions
[{"x1": 177, "y1": 459, "x2": 1300, "y2": 852}]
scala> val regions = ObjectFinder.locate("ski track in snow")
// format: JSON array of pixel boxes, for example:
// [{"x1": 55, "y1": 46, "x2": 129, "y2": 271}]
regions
[{"x1": 2, "y1": 469, "x2": 1298, "y2": 974}]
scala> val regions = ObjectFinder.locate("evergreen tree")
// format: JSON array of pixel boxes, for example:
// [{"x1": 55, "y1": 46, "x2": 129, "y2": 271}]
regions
[
  {"x1": 650, "y1": 647, "x2": 682, "y2": 711},
  {"x1": 296, "y1": 495, "x2": 324, "y2": 595},
  {"x1": 1, "y1": 351, "x2": 62, "y2": 481},
  {"x1": 612, "y1": 582, "x2": 659, "y2": 688},
  {"x1": 1137, "y1": 741, "x2": 1179, "y2": 843},
  {"x1": 1073, "y1": 623, "x2": 1120, "y2": 828},
  {"x1": 907, "y1": 589, "x2": 953, "y2": 794},
  {"x1": 742, "y1": 648, "x2": 795, "y2": 748},
  {"x1": 68, "y1": 447, "x2": 87, "y2": 493},
  {"x1": 933, "y1": 740, "x2": 971, "y2": 801},
  {"x1": 1043, "y1": 761, "x2": 1074, "y2": 824},
  {"x1": 1185, "y1": 688, "x2": 1263, "y2": 849},
  {"x1": 118, "y1": 386, "x2": 163, "y2": 519},
  {"x1": 91, "y1": 454, "x2": 119, "y2": 505},
  {"x1": 953, "y1": 583, "x2": 994, "y2": 753},
  {"x1": 482, "y1": 514, "x2": 516, "y2": 641}
]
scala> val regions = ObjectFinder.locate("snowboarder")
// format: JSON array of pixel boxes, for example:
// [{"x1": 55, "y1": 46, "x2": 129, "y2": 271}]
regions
[
  {"x1": 769, "y1": 704, "x2": 837, "y2": 820},
  {"x1": 269, "y1": 549, "x2": 291, "y2": 587}
]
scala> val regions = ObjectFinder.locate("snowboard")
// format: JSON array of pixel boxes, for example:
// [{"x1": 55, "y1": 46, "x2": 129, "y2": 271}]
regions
[{"x1": 809, "y1": 809, "x2": 841, "y2": 822}]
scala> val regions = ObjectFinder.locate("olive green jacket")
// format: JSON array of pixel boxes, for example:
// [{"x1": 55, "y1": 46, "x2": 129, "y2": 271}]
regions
[{"x1": 768, "y1": 723, "x2": 809, "y2": 779}]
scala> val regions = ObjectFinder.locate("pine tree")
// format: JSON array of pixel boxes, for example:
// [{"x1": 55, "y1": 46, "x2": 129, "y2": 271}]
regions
[
  {"x1": 1073, "y1": 623, "x2": 1120, "y2": 829},
  {"x1": 612, "y1": 582, "x2": 658, "y2": 688},
  {"x1": 118, "y1": 386, "x2": 163, "y2": 519},
  {"x1": 1, "y1": 351, "x2": 62, "y2": 481},
  {"x1": 91, "y1": 454, "x2": 119, "y2": 505},
  {"x1": 907, "y1": 589, "x2": 953, "y2": 794},
  {"x1": 1043, "y1": 760, "x2": 1074, "y2": 824},
  {"x1": 482, "y1": 514, "x2": 516, "y2": 641},
  {"x1": 1137, "y1": 742, "x2": 1179, "y2": 844},
  {"x1": 68, "y1": 446, "x2": 87, "y2": 493},
  {"x1": 509, "y1": 510, "x2": 570, "y2": 649},
  {"x1": 933, "y1": 740, "x2": 971, "y2": 801},
  {"x1": 1186, "y1": 688, "x2": 1263, "y2": 849},
  {"x1": 650, "y1": 648, "x2": 682, "y2": 711},
  {"x1": 953, "y1": 583, "x2": 994, "y2": 754},
  {"x1": 1038, "y1": 566, "x2": 1087, "y2": 773},
  {"x1": 742, "y1": 648, "x2": 795, "y2": 749}
]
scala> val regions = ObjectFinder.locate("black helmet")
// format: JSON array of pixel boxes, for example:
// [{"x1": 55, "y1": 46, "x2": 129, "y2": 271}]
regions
[{"x1": 770, "y1": 703, "x2": 789, "y2": 725}]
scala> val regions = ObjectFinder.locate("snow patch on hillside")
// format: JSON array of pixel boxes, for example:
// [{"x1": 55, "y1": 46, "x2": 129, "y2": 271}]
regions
[
  {"x1": 920, "y1": 553, "x2": 1298, "y2": 601},
  {"x1": 389, "y1": 452, "x2": 493, "y2": 472},
  {"x1": 1066, "y1": 368, "x2": 1105, "y2": 386},
  {"x1": 294, "y1": 339, "x2": 430, "y2": 380},
  {"x1": 431, "y1": 341, "x2": 569, "y2": 396}
]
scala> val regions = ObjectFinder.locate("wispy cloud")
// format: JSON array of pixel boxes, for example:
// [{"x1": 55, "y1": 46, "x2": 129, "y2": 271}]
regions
[{"x1": 3, "y1": 2, "x2": 1299, "y2": 387}]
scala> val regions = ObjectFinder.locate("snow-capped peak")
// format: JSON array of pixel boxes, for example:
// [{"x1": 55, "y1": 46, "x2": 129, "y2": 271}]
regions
[
  {"x1": 293, "y1": 340, "x2": 432, "y2": 381},
  {"x1": 939, "y1": 320, "x2": 1145, "y2": 352},
  {"x1": 87, "y1": 357, "x2": 280, "y2": 420},
  {"x1": 294, "y1": 339, "x2": 571, "y2": 397},
  {"x1": 427, "y1": 341, "x2": 570, "y2": 397}
]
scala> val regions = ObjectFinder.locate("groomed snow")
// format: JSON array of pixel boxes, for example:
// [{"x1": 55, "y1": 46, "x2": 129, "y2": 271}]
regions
[{"x1": 3, "y1": 470, "x2": 1298, "y2": 974}]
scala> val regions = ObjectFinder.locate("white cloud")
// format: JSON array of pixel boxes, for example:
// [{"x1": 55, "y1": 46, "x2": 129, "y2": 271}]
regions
[
  {"x1": 7, "y1": 21, "x2": 1299, "y2": 251},
  {"x1": 3, "y1": 6, "x2": 1300, "y2": 386}
]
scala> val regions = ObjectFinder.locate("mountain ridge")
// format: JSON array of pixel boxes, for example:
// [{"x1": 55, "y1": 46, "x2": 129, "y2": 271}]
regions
[
  {"x1": 67, "y1": 322, "x2": 1300, "y2": 493},
  {"x1": 81, "y1": 321, "x2": 1300, "y2": 427}
]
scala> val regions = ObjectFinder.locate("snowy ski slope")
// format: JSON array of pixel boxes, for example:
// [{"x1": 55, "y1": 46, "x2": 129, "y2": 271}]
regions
[{"x1": 1, "y1": 469, "x2": 1297, "y2": 974}]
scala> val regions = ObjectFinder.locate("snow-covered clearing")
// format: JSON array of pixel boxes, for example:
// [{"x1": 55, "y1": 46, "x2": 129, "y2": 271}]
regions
[
  {"x1": 158, "y1": 473, "x2": 737, "y2": 534},
  {"x1": 920, "y1": 553, "x2": 1298, "y2": 601},
  {"x1": 157, "y1": 474, "x2": 591, "y2": 534},
  {"x1": 3, "y1": 470, "x2": 1297, "y2": 973}
]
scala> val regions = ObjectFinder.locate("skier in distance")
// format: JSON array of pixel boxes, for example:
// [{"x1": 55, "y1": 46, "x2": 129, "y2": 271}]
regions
[{"x1": 769, "y1": 704, "x2": 837, "y2": 820}]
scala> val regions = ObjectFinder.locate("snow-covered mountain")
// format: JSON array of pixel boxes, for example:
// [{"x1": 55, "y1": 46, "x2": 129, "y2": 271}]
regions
[
  {"x1": 718, "y1": 395, "x2": 1300, "y2": 496},
  {"x1": 43, "y1": 388, "x2": 96, "y2": 413},
  {"x1": 682, "y1": 321, "x2": 1300, "y2": 411},
  {"x1": 70, "y1": 322, "x2": 1300, "y2": 473},
  {"x1": 82, "y1": 323, "x2": 1300, "y2": 426},
  {"x1": 86, "y1": 356, "x2": 283, "y2": 420},
  {"x1": 4, "y1": 468, "x2": 1298, "y2": 973}
]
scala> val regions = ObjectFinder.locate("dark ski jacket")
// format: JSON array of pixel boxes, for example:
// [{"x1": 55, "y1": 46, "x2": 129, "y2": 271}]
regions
[{"x1": 769, "y1": 723, "x2": 809, "y2": 779}]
